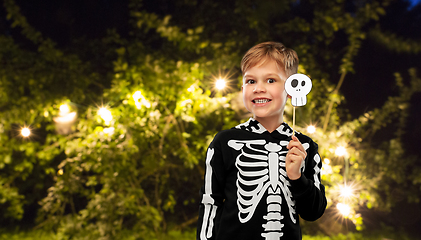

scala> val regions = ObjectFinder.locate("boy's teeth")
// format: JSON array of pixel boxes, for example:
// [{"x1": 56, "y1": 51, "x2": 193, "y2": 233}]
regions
[{"x1": 254, "y1": 99, "x2": 269, "y2": 104}]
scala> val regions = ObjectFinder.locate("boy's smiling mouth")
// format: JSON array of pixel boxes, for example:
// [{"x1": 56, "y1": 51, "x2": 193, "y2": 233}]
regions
[{"x1": 252, "y1": 98, "x2": 271, "y2": 104}]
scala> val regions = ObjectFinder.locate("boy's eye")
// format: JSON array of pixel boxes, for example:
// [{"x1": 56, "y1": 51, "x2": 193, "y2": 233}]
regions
[
  {"x1": 267, "y1": 78, "x2": 275, "y2": 83},
  {"x1": 246, "y1": 79, "x2": 255, "y2": 84}
]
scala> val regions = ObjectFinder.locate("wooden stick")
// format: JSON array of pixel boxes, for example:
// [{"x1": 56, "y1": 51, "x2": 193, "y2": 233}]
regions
[{"x1": 292, "y1": 106, "x2": 296, "y2": 136}]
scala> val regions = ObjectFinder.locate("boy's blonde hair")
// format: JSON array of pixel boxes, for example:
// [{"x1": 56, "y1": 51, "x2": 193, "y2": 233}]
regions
[{"x1": 241, "y1": 42, "x2": 299, "y2": 78}]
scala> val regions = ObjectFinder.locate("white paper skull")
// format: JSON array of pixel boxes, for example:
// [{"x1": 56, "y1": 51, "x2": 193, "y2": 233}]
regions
[{"x1": 285, "y1": 73, "x2": 312, "y2": 107}]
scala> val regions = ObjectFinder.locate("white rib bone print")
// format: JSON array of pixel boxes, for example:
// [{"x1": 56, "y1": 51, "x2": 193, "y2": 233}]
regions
[{"x1": 228, "y1": 139, "x2": 308, "y2": 240}]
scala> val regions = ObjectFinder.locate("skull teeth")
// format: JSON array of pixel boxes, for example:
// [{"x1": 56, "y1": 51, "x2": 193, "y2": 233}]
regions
[{"x1": 254, "y1": 99, "x2": 270, "y2": 104}]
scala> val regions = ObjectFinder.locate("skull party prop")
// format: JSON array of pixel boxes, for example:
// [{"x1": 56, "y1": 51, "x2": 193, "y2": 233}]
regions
[{"x1": 285, "y1": 74, "x2": 312, "y2": 107}]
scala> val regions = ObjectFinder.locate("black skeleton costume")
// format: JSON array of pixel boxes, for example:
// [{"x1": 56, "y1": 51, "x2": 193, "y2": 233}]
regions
[{"x1": 197, "y1": 118, "x2": 327, "y2": 240}]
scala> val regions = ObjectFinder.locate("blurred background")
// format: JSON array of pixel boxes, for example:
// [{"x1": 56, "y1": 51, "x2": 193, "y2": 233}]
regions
[{"x1": 0, "y1": 0, "x2": 420, "y2": 239}]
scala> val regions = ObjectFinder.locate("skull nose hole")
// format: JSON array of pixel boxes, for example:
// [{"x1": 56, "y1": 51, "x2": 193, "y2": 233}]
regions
[
  {"x1": 291, "y1": 79, "x2": 298, "y2": 88},
  {"x1": 301, "y1": 81, "x2": 306, "y2": 86}
]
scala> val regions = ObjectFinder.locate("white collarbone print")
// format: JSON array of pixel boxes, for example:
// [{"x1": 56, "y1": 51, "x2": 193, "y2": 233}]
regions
[{"x1": 228, "y1": 138, "x2": 309, "y2": 240}]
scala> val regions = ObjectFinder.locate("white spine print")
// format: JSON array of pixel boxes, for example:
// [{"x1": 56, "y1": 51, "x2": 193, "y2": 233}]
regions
[
  {"x1": 262, "y1": 188, "x2": 283, "y2": 240},
  {"x1": 228, "y1": 140, "x2": 296, "y2": 239}
]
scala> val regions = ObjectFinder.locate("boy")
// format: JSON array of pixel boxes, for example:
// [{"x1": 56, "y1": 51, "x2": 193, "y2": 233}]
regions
[{"x1": 197, "y1": 42, "x2": 327, "y2": 240}]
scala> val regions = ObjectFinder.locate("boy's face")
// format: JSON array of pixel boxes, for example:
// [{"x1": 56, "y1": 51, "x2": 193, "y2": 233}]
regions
[{"x1": 242, "y1": 59, "x2": 288, "y2": 123}]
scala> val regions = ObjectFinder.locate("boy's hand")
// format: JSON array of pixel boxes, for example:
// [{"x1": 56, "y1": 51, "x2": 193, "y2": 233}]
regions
[{"x1": 286, "y1": 135, "x2": 307, "y2": 180}]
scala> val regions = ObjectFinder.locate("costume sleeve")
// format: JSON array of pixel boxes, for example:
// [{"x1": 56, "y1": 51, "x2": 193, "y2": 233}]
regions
[
  {"x1": 289, "y1": 139, "x2": 327, "y2": 221},
  {"x1": 196, "y1": 136, "x2": 226, "y2": 240}
]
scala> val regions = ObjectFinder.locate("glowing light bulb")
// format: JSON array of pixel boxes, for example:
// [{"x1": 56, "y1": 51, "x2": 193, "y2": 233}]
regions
[
  {"x1": 59, "y1": 104, "x2": 70, "y2": 114},
  {"x1": 337, "y1": 203, "x2": 352, "y2": 217},
  {"x1": 307, "y1": 125, "x2": 316, "y2": 134},
  {"x1": 98, "y1": 107, "x2": 113, "y2": 123},
  {"x1": 339, "y1": 184, "x2": 354, "y2": 199},
  {"x1": 215, "y1": 78, "x2": 226, "y2": 90},
  {"x1": 335, "y1": 146, "x2": 347, "y2": 157},
  {"x1": 21, "y1": 127, "x2": 31, "y2": 137}
]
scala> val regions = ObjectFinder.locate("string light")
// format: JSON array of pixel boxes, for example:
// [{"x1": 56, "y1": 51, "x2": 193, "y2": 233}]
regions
[
  {"x1": 307, "y1": 125, "x2": 316, "y2": 134},
  {"x1": 21, "y1": 127, "x2": 31, "y2": 137},
  {"x1": 215, "y1": 78, "x2": 226, "y2": 90},
  {"x1": 211, "y1": 68, "x2": 234, "y2": 93},
  {"x1": 335, "y1": 146, "x2": 347, "y2": 157},
  {"x1": 337, "y1": 203, "x2": 352, "y2": 217},
  {"x1": 53, "y1": 103, "x2": 77, "y2": 135},
  {"x1": 339, "y1": 183, "x2": 355, "y2": 199},
  {"x1": 59, "y1": 104, "x2": 70, "y2": 114},
  {"x1": 54, "y1": 104, "x2": 77, "y2": 124},
  {"x1": 98, "y1": 107, "x2": 113, "y2": 123}
]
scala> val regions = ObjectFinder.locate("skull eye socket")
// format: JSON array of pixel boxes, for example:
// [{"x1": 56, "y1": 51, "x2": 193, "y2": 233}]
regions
[
  {"x1": 291, "y1": 79, "x2": 298, "y2": 88},
  {"x1": 301, "y1": 81, "x2": 306, "y2": 87}
]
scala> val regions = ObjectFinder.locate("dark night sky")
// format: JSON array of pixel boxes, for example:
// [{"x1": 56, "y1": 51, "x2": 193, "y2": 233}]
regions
[
  {"x1": 11, "y1": 0, "x2": 130, "y2": 44},
  {"x1": 409, "y1": 0, "x2": 421, "y2": 8}
]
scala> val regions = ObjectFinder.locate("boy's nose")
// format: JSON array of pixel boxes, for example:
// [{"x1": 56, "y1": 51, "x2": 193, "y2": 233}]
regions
[{"x1": 253, "y1": 82, "x2": 266, "y2": 93}]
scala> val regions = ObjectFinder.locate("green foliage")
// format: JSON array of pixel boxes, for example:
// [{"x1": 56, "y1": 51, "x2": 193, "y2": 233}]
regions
[
  {"x1": 0, "y1": 180, "x2": 24, "y2": 220},
  {"x1": 369, "y1": 27, "x2": 421, "y2": 54},
  {"x1": 347, "y1": 69, "x2": 421, "y2": 209},
  {"x1": 302, "y1": 232, "x2": 413, "y2": 240},
  {"x1": 0, "y1": 228, "x2": 417, "y2": 240}
]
